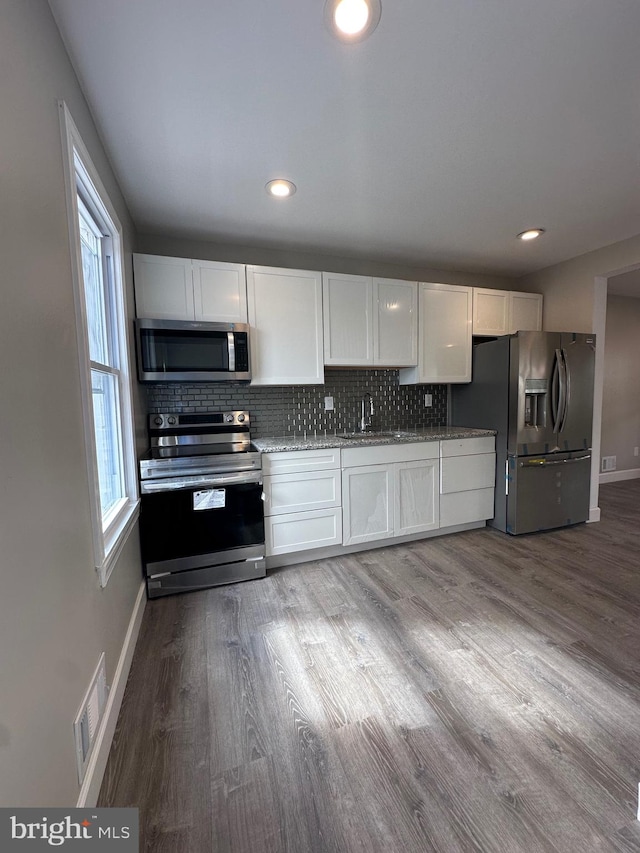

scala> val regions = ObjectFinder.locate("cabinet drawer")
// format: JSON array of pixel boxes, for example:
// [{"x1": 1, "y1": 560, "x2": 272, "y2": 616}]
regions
[
  {"x1": 266, "y1": 508, "x2": 342, "y2": 556},
  {"x1": 263, "y1": 470, "x2": 341, "y2": 516},
  {"x1": 440, "y1": 437, "x2": 495, "y2": 457},
  {"x1": 262, "y1": 448, "x2": 341, "y2": 475},
  {"x1": 440, "y1": 453, "x2": 495, "y2": 494},
  {"x1": 440, "y1": 488, "x2": 494, "y2": 527},
  {"x1": 342, "y1": 441, "x2": 438, "y2": 468}
]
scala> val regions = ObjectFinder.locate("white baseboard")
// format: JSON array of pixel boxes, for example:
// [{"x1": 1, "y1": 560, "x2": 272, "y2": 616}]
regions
[
  {"x1": 76, "y1": 581, "x2": 146, "y2": 807},
  {"x1": 599, "y1": 468, "x2": 640, "y2": 485},
  {"x1": 588, "y1": 506, "x2": 601, "y2": 523}
]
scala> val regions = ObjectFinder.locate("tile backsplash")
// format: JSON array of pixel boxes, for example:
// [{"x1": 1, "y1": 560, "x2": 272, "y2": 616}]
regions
[{"x1": 145, "y1": 369, "x2": 447, "y2": 438}]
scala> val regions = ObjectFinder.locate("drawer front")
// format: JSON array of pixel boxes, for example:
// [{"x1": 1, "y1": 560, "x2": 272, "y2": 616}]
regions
[
  {"x1": 440, "y1": 436, "x2": 495, "y2": 457},
  {"x1": 262, "y1": 448, "x2": 341, "y2": 475},
  {"x1": 440, "y1": 453, "x2": 496, "y2": 494},
  {"x1": 342, "y1": 441, "x2": 438, "y2": 468},
  {"x1": 440, "y1": 488, "x2": 494, "y2": 527},
  {"x1": 263, "y1": 470, "x2": 341, "y2": 516},
  {"x1": 266, "y1": 508, "x2": 342, "y2": 556}
]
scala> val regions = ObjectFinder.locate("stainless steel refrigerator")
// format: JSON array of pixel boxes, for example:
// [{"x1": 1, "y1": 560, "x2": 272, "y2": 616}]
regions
[{"x1": 451, "y1": 331, "x2": 596, "y2": 534}]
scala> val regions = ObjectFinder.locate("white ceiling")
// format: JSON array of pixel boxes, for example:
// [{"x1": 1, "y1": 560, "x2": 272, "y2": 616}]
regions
[{"x1": 48, "y1": 0, "x2": 640, "y2": 277}]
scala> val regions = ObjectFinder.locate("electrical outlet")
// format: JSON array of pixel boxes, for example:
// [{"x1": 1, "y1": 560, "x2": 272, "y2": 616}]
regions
[
  {"x1": 634, "y1": 447, "x2": 639, "y2": 457},
  {"x1": 424, "y1": 393, "x2": 433, "y2": 407},
  {"x1": 324, "y1": 396, "x2": 334, "y2": 411}
]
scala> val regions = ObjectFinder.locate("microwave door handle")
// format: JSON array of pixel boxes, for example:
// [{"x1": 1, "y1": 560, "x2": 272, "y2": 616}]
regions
[{"x1": 227, "y1": 331, "x2": 235, "y2": 372}]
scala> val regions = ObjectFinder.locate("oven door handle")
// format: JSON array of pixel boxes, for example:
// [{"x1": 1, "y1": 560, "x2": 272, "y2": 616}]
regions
[{"x1": 140, "y1": 471, "x2": 263, "y2": 493}]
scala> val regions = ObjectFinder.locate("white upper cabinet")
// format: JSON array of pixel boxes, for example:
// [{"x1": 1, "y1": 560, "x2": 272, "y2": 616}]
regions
[
  {"x1": 510, "y1": 291, "x2": 543, "y2": 334},
  {"x1": 133, "y1": 253, "x2": 248, "y2": 323},
  {"x1": 246, "y1": 265, "x2": 324, "y2": 385},
  {"x1": 399, "y1": 282, "x2": 473, "y2": 385},
  {"x1": 192, "y1": 260, "x2": 248, "y2": 323},
  {"x1": 373, "y1": 278, "x2": 418, "y2": 366},
  {"x1": 322, "y1": 273, "x2": 417, "y2": 366},
  {"x1": 472, "y1": 288, "x2": 509, "y2": 336},
  {"x1": 323, "y1": 273, "x2": 373, "y2": 365},
  {"x1": 133, "y1": 254, "x2": 194, "y2": 320},
  {"x1": 473, "y1": 288, "x2": 542, "y2": 336}
]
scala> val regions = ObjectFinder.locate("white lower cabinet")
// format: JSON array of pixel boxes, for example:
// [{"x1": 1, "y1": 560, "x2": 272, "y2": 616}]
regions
[
  {"x1": 266, "y1": 509, "x2": 343, "y2": 556},
  {"x1": 342, "y1": 442, "x2": 439, "y2": 545},
  {"x1": 342, "y1": 464, "x2": 394, "y2": 544},
  {"x1": 395, "y1": 459, "x2": 439, "y2": 536},
  {"x1": 263, "y1": 449, "x2": 342, "y2": 556},
  {"x1": 263, "y1": 436, "x2": 495, "y2": 560},
  {"x1": 439, "y1": 437, "x2": 495, "y2": 527}
]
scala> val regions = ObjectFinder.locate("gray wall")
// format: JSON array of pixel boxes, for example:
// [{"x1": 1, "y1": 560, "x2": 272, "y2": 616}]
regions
[
  {"x1": 520, "y1": 232, "x2": 640, "y2": 333},
  {"x1": 0, "y1": 0, "x2": 144, "y2": 805},
  {"x1": 137, "y1": 233, "x2": 517, "y2": 290},
  {"x1": 601, "y1": 296, "x2": 640, "y2": 474}
]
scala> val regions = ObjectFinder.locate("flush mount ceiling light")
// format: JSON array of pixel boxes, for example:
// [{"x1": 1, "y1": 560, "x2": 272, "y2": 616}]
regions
[
  {"x1": 517, "y1": 228, "x2": 546, "y2": 241},
  {"x1": 324, "y1": 0, "x2": 382, "y2": 43},
  {"x1": 265, "y1": 179, "x2": 297, "y2": 198}
]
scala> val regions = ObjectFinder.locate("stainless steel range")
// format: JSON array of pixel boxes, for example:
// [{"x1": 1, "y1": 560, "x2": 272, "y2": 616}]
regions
[{"x1": 139, "y1": 411, "x2": 265, "y2": 598}]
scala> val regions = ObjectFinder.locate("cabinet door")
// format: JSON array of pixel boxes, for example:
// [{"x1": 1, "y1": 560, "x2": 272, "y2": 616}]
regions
[
  {"x1": 400, "y1": 282, "x2": 472, "y2": 384},
  {"x1": 373, "y1": 278, "x2": 418, "y2": 366},
  {"x1": 193, "y1": 260, "x2": 247, "y2": 323},
  {"x1": 394, "y1": 459, "x2": 439, "y2": 535},
  {"x1": 440, "y1": 453, "x2": 495, "y2": 493},
  {"x1": 440, "y1": 489, "x2": 494, "y2": 527},
  {"x1": 133, "y1": 254, "x2": 194, "y2": 320},
  {"x1": 266, "y1": 508, "x2": 342, "y2": 556},
  {"x1": 342, "y1": 464, "x2": 393, "y2": 545},
  {"x1": 263, "y1": 470, "x2": 341, "y2": 516},
  {"x1": 246, "y1": 266, "x2": 324, "y2": 385},
  {"x1": 473, "y1": 288, "x2": 509, "y2": 336},
  {"x1": 509, "y1": 292, "x2": 542, "y2": 333},
  {"x1": 322, "y1": 273, "x2": 373, "y2": 365}
]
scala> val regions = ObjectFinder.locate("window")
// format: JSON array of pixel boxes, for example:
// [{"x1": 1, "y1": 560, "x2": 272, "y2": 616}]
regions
[{"x1": 60, "y1": 102, "x2": 138, "y2": 586}]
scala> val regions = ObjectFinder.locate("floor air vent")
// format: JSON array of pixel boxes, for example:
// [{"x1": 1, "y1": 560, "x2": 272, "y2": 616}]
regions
[
  {"x1": 601, "y1": 455, "x2": 617, "y2": 473},
  {"x1": 73, "y1": 652, "x2": 108, "y2": 784}
]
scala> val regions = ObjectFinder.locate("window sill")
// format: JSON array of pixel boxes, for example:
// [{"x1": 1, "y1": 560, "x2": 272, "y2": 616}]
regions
[{"x1": 98, "y1": 499, "x2": 140, "y2": 588}]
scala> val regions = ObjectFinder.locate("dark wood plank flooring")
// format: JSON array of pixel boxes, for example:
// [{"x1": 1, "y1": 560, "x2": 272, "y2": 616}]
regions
[{"x1": 99, "y1": 481, "x2": 640, "y2": 852}]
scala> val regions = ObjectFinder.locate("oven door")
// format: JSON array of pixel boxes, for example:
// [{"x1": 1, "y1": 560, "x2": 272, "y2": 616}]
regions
[{"x1": 139, "y1": 472, "x2": 265, "y2": 575}]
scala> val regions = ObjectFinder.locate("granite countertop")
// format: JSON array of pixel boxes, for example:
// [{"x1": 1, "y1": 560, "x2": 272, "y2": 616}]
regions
[{"x1": 253, "y1": 426, "x2": 495, "y2": 453}]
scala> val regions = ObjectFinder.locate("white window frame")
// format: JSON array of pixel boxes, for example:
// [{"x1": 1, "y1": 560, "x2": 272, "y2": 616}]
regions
[{"x1": 59, "y1": 101, "x2": 139, "y2": 587}]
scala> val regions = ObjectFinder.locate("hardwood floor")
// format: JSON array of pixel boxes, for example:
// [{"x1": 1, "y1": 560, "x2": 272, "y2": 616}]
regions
[{"x1": 99, "y1": 480, "x2": 640, "y2": 852}]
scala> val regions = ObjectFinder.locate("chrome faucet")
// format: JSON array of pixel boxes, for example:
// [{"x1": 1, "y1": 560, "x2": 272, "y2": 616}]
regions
[{"x1": 360, "y1": 393, "x2": 374, "y2": 432}]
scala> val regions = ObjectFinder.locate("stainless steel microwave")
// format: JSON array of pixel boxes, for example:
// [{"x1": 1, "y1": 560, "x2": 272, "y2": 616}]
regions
[{"x1": 135, "y1": 319, "x2": 251, "y2": 382}]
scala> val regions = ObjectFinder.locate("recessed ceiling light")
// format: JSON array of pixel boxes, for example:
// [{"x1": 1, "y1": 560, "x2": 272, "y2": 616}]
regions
[
  {"x1": 324, "y1": 0, "x2": 381, "y2": 43},
  {"x1": 517, "y1": 228, "x2": 545, "y2": 241},
  {"x1": 265, "y1": 179, "x2": 296, "y2": 198}
]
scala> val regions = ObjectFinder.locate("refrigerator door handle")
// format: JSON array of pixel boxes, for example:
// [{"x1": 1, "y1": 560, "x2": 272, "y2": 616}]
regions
[
  {"x1": 551, "y1": 350, "x2": 561, "y2": 432},
  {"x1": 520, "y1": 453, "x2": 591, "y2": 468},
  {"x1": 557, "y1": 348, "x2": 570, "y2": 433}
]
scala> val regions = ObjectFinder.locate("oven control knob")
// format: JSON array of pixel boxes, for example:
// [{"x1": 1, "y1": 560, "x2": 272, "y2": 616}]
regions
[
  {"x1": 153, "y1": 416, "x2": 163, "y2": 426},
  {"x1": 237, "y1": 413, "x2": 246, "y2": 422},
  {"x1": 167, "y1": 416, "x2": 177, "y2": 425},
  {"x1": 224, "y1": 413, "x2": 234, "y2": 423}
]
